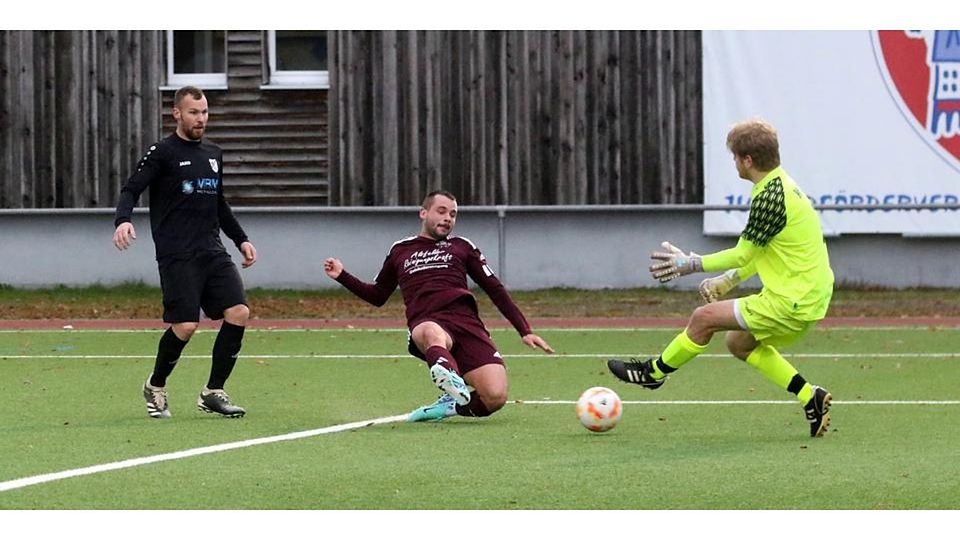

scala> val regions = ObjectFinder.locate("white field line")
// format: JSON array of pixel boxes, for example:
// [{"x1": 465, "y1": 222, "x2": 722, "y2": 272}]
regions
[
  {"x1": 2, "y1": 352, "x2": 960, "y2": 360},
  {"x1": 2, "y1": 326, "x2": 960, "y2": 334},
  {"x1": 0, "y1": 413, "x2": 409, "y2": 494},
  {"x1": 1, "y1": 399, "x2": 957, "y2": 495},
  {"x1": 520, "y1": 400, "x2": 960, "y2": 405}
]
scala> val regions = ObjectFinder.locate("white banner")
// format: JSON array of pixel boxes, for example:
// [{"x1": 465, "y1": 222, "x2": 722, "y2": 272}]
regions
[{"x1": 703, "y1": 30, "x2": 960, "y2": 236}]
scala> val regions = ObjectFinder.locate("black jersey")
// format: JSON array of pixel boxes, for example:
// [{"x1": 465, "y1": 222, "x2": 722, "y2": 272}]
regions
[{"x1": 114, "y1": 134, "x2": 248, "y2": 260}]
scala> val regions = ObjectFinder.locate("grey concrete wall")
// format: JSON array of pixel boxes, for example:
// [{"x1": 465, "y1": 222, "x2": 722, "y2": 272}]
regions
[{"x1": 1, "y1": 207, "x2": 957, "y2": 290}]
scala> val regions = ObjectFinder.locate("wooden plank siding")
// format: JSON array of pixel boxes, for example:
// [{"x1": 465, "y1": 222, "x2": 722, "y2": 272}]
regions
[
  {"x1": 329, "y1": 30, "x2": 703, "y2": 205},
  {"x1": 0, "y1": 30, "x2": 161, "y2": 208},
  {"x1": 0, "y1": 29, "x2": 327, "y2": 209},
  {"x1": 160, "y1": 31, "x2": 329, "y2": 206},
  {"x1": 1, "y1": 30, "x2": 701, "y2": 209}
]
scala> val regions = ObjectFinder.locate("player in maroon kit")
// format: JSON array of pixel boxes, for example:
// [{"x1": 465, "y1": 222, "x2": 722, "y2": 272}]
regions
[{"x1": 324, "y1": 190, "x2": 554, "y2": 421}]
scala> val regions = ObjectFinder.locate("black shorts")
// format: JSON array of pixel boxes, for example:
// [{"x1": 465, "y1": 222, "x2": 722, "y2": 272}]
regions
[{"x1": 157, "y1": 250, "x2": 247, "y2": 323}]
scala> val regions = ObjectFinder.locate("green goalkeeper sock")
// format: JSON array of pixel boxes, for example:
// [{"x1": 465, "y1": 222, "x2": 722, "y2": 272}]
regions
[
  {"x1": 651, "y1": 329, "x2": 708, "y2": 379},
  {"x1": 745, "y1": 344, "x2": 814, "y2": 404}
]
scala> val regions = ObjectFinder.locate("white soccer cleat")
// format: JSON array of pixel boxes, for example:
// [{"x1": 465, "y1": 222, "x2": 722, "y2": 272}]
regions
[{"x1": 429, "y1": 363, "x2": 471, "y2": 406}]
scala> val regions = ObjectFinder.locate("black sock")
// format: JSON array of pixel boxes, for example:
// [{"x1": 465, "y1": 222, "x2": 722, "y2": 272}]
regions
[
  {"x1": 150, "y1": 327, "x2": 188, "y2": 387},
  {"x1": 455, "y1": 391, "x2": 493, "y2": 417},
  {"x1": 788, "y1": 373, "x2": 808, "y2": 397},
  {"x1": 655, "y1": 356, "x2": 678, "y2": 374},
  {"x1": 207, "y1": 321, "x2": 245, "y2": 390}
]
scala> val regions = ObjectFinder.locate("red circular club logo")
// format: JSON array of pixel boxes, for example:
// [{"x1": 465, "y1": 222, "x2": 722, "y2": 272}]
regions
[{"x1": 873, "y1": 30, "x2": 960, "y2": 171}]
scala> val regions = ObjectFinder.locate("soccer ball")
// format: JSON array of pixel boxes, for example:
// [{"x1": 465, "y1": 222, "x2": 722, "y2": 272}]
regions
[{"x1": 575, "y1": 386, "x2": 623, "y2": 432}]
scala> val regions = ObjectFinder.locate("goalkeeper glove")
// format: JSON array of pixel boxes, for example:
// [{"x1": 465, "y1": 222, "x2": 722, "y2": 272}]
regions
[
  {"x1": 698, "y1": 269, "x2": 742, "y2": 303},
  {"x1": 649, "y1": 241, "x2": 702, "y2": 283}
]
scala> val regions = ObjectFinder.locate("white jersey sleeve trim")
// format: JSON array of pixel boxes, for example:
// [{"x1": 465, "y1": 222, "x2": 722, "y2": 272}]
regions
[
  {"x1": 390, "y1": 236, "x2": 419, "y2": 248},
  {"x1": 451, "y1": 236, "x2": 479, "y2": 250}
]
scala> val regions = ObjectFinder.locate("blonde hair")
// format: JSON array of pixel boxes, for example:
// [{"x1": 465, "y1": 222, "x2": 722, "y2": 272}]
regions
[{"x1": 726, "y1": 118, "x2": 780, "y2": 171}]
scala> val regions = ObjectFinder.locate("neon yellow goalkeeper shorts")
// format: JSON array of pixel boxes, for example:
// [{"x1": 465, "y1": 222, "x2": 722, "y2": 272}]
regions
[{"x1": 733, "y1": 289, "x2": 830, "y2": 348}]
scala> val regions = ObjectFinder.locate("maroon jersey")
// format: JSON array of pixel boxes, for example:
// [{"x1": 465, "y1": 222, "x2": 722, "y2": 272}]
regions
[{"x1": 336, "y1": 235, "x2": 532, "y2": 336}]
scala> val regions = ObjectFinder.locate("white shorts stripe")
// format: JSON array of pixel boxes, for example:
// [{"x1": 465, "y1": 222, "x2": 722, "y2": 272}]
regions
[{"x1": 733, "y1": 298, "x2": 749, "y2": 330}]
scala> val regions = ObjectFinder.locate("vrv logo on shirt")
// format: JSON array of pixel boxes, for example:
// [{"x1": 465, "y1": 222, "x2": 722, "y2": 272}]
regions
[{"x1": 196, "y1": 178, "x2": 219, "y2": 190}]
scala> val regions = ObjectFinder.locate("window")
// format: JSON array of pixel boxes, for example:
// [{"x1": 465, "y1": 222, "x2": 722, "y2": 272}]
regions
[
  {"x1": 167, "y1": 30, "x2": 227, "y2": 88},
  {"x1": 266, "y1": 30, "x2": 329, "y2": 88}
]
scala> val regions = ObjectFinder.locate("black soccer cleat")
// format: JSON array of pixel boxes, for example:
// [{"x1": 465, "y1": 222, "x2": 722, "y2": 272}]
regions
[
  {"x1": 197, "y1": 388, "x2": 246, "y2": 418},
  {"x1": 607, "y1": 357, "x2": 665, "y2": 389},
  {"x1": 803, "y1": 385, "x2": 832, "y2": 437}
]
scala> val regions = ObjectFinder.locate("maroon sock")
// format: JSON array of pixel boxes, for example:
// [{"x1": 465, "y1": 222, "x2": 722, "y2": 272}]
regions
[
  {"x1": 425, "y1": 345, "x2": 460, "y2": 374},
  {"x1": 455, "y1": 392, "x2": 492, "y2": 417}
]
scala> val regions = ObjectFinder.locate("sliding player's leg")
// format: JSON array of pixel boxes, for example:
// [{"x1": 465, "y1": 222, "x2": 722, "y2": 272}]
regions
[
  {"x1": 410, "y1": 320, "x2": 470, "y2": 405},
  {"x1": 408, "y1": 317, "x2": 505, "y2": 422}
]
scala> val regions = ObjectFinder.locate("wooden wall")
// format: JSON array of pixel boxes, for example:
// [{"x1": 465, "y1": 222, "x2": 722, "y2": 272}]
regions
[
  {"x1": 329, "y1": 30, "x2": 703, "y2": 206},
  {"x1": 1, "y1": 30, "x2": 703, "y2": 209},
  {"x1": 0, "y1": 29, "x2": 327, "y2": 209},
  {"x1": 160, "y1": 31, "x2": 329, "y2": 206},
  {"x1": 0, "y1": 31, "x2": 162, "y2": 208}
]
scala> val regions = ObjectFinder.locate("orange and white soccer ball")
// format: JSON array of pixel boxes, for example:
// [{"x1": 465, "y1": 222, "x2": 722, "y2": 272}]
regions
[{"x1": 575, "y1": 386, "x2": 623, "y2": 432}]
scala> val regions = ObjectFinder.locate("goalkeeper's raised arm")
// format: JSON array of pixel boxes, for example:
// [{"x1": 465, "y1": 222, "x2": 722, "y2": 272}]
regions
[
  {"x1": 649, "y1": 236, "x2": 765, "y2": 284},
  {"x1": 649, "y1": 177, "x2": 776, "y2": 285},
  {"x1": 648, "y1": 238, "x2": 758, "y2": 301}
]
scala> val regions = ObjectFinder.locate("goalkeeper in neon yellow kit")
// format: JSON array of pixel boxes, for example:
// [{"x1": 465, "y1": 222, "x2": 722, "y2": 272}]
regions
[{"x1": 608, "y1": 118, "x2": 834, "y2": 437}]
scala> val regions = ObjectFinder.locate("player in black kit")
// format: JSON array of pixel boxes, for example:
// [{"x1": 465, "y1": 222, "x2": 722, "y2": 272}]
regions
[{"x1": 113, "y1": 86, "x2": 257, "y2": 419}]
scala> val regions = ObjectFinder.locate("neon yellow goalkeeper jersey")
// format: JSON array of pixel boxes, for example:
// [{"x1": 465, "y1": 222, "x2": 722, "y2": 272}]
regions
[{"x1": 702, "y1": 166, "x2": 834, "y2": 320}]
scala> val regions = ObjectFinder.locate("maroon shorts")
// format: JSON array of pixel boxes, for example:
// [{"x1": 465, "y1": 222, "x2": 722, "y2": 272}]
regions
[{"x1": 407, "y1": 305, "x2": 504, "y2": 375}]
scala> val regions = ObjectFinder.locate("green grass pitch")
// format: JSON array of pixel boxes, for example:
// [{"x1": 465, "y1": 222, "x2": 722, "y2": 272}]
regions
[{"x1": 0, "y1": 325, "x2": 958, "y2": 510}]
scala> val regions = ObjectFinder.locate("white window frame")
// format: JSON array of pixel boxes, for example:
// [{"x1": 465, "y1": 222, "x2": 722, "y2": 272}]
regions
[
  {"x1": 165, "y1": 30, "x2": 227, "y2": 89},
  {"x1": 264, "y1": 30, "x2": 329, "y2": 89}
]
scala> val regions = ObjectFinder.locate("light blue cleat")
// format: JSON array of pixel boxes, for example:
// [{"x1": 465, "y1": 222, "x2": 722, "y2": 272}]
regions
[
  {"x1": 407, "y1": 394, "x2": 458, "y2": 422},
  {"x1": 430, "y1": 362, "x2": 471, "y2": 405}
]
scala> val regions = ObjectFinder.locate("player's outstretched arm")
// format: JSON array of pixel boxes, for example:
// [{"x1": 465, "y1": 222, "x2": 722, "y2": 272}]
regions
[
  {"x1": 324, "y1": 257, "x2": 344, "y2": 279},
  {"x1": 522, "y1": 333, "x2": 554, "y2": 354},
  {"x1": 113, "y1": 222, "x2": 137, "y2": 251},
  {"x1": 325, "y1": 257, "x2": 396, "y2": 307},
  {"x1": 649, "y1": 241, "x2": 702, "y2": 283}
]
